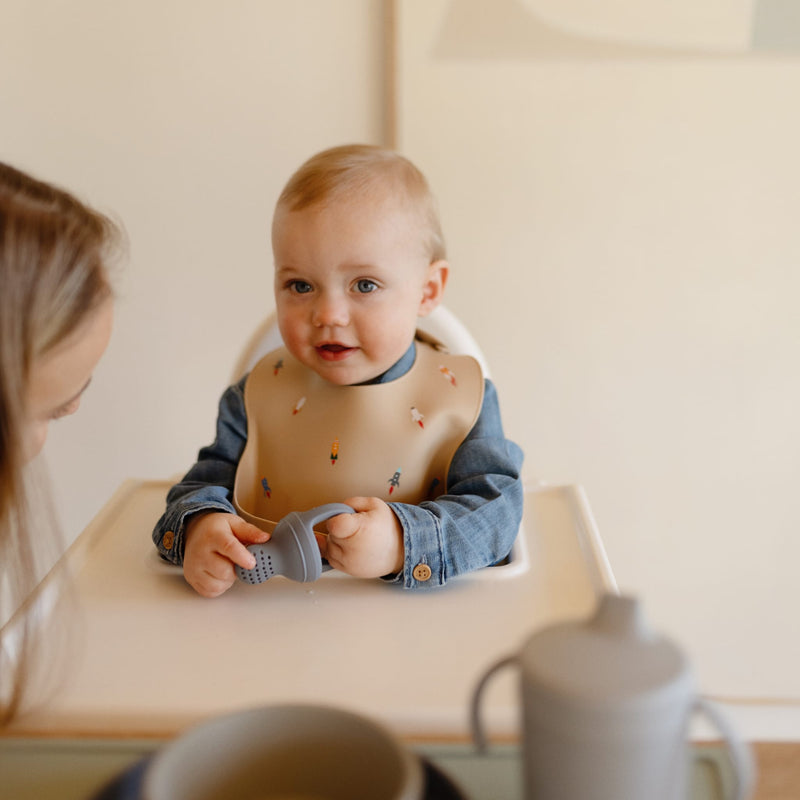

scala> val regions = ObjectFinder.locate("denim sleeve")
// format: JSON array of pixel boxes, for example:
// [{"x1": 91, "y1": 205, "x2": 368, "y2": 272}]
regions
[
  {"x1": 386, "y1": 379, "x2": 524, "y2": 589},
  {"x1": 152, "y1": 377, "x2": 249, "y2": 565}
]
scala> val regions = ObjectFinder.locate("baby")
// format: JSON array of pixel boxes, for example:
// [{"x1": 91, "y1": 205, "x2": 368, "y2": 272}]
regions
[{"x1": 153, "y1": 144, "x2": 524, "y2": 597}]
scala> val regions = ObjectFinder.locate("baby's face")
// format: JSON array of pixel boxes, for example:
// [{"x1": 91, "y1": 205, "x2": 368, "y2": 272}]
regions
[{"x1": 273, "y1": 193, "x2": 443, "y2": 385}]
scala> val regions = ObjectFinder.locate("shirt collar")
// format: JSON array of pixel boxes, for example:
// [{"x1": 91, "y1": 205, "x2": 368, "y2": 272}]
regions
[{"x1": 358, "y1": 341, "x2": 416, "y2": 385}]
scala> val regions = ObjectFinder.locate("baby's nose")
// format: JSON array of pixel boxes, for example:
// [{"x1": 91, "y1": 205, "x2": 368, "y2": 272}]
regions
[{"x1": 312, "y1": 293, "x2": 349, "y2": 327}]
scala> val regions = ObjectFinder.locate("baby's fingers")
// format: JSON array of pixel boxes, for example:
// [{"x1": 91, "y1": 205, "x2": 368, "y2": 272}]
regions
[
  {"x1": 193, "y1": 569, "x2": 236, "y2": 599},
  {"x1": 325, "y1": 505, "x2": 366, "y2": 540},
  {"x1": 229, "y1": 516, "x2": 271, "y2": 545},
  {"x1": 218, "y1": 532, "x2": 259, "y2": 570},
  {"x1": 184, "y1": 554, "x2": 237, "y2": 598}
]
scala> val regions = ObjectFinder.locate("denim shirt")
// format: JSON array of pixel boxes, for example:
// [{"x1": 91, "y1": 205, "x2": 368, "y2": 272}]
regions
[{"x1": 152, "y1": 343, "x2": 524, "y2": 588}]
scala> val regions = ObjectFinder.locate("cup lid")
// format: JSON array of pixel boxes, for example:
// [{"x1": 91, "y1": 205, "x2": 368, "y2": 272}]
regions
[{"x1": 521, "y1": 594, "x2": 692, "y2": 707}]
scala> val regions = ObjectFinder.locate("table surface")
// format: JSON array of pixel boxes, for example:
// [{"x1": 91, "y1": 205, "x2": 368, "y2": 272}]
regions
[
  {"x1": 4, "y1": 480, "x2": 613, "y2": 739},
  {"x1": 0, "y1": 737, "x2": 738, "y2": 800},
  {"x1": 4, "y1": 480, "x2": 799, "y2": 796}
]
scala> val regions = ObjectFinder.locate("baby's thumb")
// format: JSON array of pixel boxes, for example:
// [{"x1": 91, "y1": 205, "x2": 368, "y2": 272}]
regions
[
  {"x1": 231, "y1": 516, "x2": 271, "y2": 544},
  {"x1": 325, "y1": 510, "x2": 360, "y2": 541}
]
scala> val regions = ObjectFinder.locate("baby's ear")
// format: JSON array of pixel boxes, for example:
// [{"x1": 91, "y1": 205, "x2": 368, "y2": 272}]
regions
[{"x1": 419, "y1": 259, "x2": 449, "y2": 316}]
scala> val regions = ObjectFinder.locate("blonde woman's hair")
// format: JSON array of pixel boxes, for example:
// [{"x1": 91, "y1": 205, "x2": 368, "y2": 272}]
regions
[
  {"x1": 0, "y1": 161, "x2": 120, "y2": 725},
  {"x1": 274, "y1": 144, "x2": 447, "y2": 263}
]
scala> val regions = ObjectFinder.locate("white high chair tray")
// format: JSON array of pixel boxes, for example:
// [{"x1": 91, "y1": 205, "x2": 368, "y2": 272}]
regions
[{"x1": 6, "y1": 480, "x2": 614, "y2": 739}]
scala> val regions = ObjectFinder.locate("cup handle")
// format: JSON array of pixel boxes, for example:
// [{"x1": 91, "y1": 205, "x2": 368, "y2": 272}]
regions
[
  {"x1": 694, "y1": 697, "x2": 756, "y2": 800},
  {"x1": 470, "y1": 654, "x2": 518, "y2": 754}
]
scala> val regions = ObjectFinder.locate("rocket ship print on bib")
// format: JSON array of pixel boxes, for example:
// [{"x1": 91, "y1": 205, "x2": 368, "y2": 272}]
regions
[
  {"x1": 439, "y1": 365, "x2": 457, "y2": 387},
  {"x1": 388, "y1": 468, "x2": 402, "y2": 495}
]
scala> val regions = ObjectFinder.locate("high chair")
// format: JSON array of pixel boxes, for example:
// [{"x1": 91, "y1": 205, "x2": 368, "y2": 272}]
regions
[{"x1": 0, "y1": 302, "x2": 616, "y2": 768}]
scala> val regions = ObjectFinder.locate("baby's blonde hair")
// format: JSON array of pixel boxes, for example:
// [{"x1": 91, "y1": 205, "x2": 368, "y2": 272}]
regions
[{"x1": 275, "y1": 144, "x2": 446, "y2": 263}]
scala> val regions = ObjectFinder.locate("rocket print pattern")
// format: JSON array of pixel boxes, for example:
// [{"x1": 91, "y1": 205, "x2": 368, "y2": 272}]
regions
[
  {"x1": 410, "y1": 406, "x2": 424, "y2": 428},
  {"x1": 388, "y1": 468, "x2": 402, "y2": 494},
  {"x1": 439, "y1": 365, "x2": 457, "y2": 387},
  {"x1": 330, "y1": 438, "x2": 339, "y2": 465}
]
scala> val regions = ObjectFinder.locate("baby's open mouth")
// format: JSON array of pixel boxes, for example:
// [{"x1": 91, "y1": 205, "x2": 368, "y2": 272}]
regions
[{"x1": 316, "y1": 343, "x2": 355, "y2": 361}]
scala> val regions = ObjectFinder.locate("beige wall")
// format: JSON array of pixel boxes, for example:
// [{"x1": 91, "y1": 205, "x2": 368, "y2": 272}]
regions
[
  {"x1": 396, "y1": 0, "x2": 800, "y2": 660},
  {"x1": 1, "y1": 1, "x2": 385, "y2": 542}
]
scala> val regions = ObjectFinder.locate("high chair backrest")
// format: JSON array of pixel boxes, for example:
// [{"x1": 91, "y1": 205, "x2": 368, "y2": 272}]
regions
[{"x1": 231, "y1": 305, "x2": 491, "y2": 383}]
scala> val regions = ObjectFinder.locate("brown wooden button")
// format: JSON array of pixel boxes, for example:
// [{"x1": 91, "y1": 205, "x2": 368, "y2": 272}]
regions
[
  {"x1": 163, "y1": 530, "x2": 175, "y2": 550},
  {"x1": 412, "y1": 563, "x2": 432, "y2": 581}
]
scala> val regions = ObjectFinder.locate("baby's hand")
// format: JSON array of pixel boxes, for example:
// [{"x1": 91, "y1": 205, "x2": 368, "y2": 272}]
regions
[
  {"x1": 183, "y1": 512, "x2": 270, "y2": 598},
  {"x1": 319, "y1": 497, "x2": 404, "y2": 578}
]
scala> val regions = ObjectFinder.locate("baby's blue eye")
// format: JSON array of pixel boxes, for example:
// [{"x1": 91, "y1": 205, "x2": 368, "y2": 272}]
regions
[
  {"x1": 355, "y1": 279, "x2": 377, "y2": 294},
  {"x1": 290, "y1": 280, "x2": 313, "y2": 294}
]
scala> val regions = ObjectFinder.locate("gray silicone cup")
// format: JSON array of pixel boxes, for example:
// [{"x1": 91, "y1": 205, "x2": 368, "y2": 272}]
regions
[
  {"x1": 142, "y1": 703, "x2": 424, "y2": 800},
  {"x1": 235, "y1": 503, "x2": 355, "y2": 584}
]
